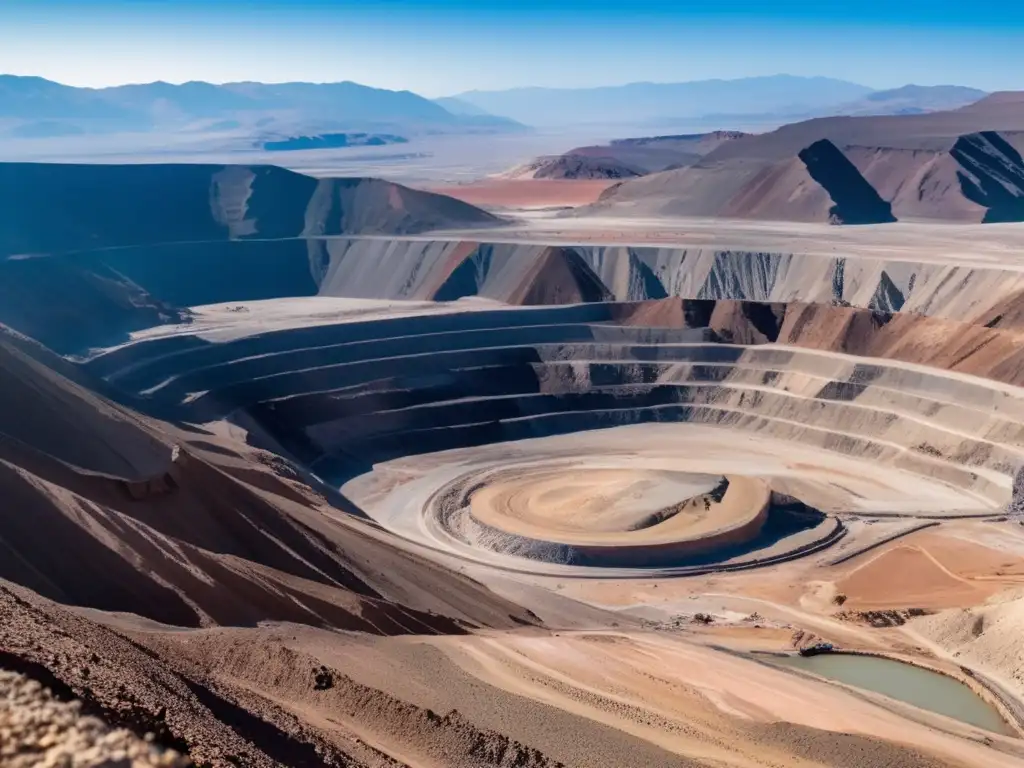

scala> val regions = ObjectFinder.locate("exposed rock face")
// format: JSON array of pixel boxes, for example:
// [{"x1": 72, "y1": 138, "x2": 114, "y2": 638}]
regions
[
  {"x1": 951, "y1": 131, "x2": 1024, "y2": 222},
  {"x1": 11, "y1": 235, "x2": 1024, "y2": 355},
  {"x1": 1007, "y1": 467, "x2": 1024, "y2": 518}
]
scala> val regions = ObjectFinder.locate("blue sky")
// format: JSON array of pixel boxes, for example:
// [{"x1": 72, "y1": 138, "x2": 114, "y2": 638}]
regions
[{"x1": 0, "y1": 0, "x2": 1020, "y2": 95}]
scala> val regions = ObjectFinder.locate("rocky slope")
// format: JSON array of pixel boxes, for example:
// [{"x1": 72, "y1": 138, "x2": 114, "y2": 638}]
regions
[
  {"x1": 0, "y1": 325, "x2": 534, "y2": 631},
  {"x1": 530, "y1": 154, "x2": 643, "y2": 180},
  {"x1": 589, "y1": 94, "x2": 1024, "y2": 222}
]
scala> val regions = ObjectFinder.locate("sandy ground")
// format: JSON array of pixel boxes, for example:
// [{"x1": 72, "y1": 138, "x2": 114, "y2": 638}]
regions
[
  {"x1": 556, "y1": 521, "x2": 1024, "y2": 613},
  {"x1": 435, "y1": 631, "x2": 1024, "y2": 768},
  {"x1": 469, "y1": 471, "x2": 766, "y2": 545},
  {"x1": 470, "y1": 468, "x2": 720, "y2": 535},
  {"x1": 834, "y1": 539, "x2": 1024, "y2": 611},
  {"x1": 541, "y1": 519, "x2": 1024, "y2": 717},
  {"x1": 428, "y1": 179, "x2": 617, "y2": 210}
]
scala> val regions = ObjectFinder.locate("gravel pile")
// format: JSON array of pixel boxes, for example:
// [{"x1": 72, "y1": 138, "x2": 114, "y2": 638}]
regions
[
  {"x1": 1007, "y1": 467, "x2": 1024, "y2": 519},
  {"x1": 0, "y1": 668, "x2": 190, "y2": 767}
]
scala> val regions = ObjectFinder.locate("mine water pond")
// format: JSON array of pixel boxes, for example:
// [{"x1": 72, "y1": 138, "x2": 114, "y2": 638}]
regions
[{"x1": 770, "y1": 653, "x2": 1014, "y2": 735}]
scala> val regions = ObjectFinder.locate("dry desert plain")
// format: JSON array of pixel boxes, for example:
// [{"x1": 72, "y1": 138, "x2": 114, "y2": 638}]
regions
[{"x1": 5, "y1": 160, "x2": 1024, "y2": 768}]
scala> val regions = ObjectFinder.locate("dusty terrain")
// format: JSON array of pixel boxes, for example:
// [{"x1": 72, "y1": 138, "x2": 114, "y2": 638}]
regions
[
  {"x1": 4, "y1": 162, "x2": 1024, "y2": 767},
  {"x1": 430, "y1": 178, "x2": 617, "y2": 210}
]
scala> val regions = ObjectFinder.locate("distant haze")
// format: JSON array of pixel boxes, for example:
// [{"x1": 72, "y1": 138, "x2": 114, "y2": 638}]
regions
[
  {"x1": 0, "y1": 75, "x2": 991, "y2": 141},
  {"x1": 1, "y1": 1, "x2": 1023, "y2": 95},
  {"x1": 452, "y1": 76, "x2": 874, "y2": 127}
]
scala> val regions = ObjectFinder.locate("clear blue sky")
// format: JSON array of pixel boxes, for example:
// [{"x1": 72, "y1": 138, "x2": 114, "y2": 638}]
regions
[{"x1": 0, "y1": 0, "x2": 1020, "y2": 95}]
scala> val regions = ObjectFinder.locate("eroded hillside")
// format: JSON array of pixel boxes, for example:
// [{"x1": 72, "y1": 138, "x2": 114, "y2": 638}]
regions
[{"x1": 589, "y1": 95, "x2": 1024, "y2": 222}]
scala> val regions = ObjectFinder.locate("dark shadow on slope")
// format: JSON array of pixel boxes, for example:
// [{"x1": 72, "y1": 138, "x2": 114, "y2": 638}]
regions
[
  {"x1": 682, "y1": 299, "x2": 716, "y2": 327},
  {"x1": 797, "y1": 140, "x2": 896, "y2": 224},
  {"x1": 0, "y1": 162, "x2": 499, "y2": 258},
  {"x1": 516, "y1": 247, "x2": 613, "y2": 306},
  {"x1": 0, "y1": 256, "x2": 191, "y2": 354},
  {"x1": 952, "y1": 131, "x2": 1024, "y2": 223},
  {"x1": 731, "y1": 302, "x2": 785, "y2": 342},
  {"x1": 831, "y1": 259, "x2": 846, "y2": 303},
  {"x1": 235, "y1": 166, "x2": 318, "y2": 240},
  {"x1": 627, "y1": 249, "x2": 670, "y2": 300},
  {"x1": 868, "y1": 270, "x2": 905, "y2": 312},
  {"x1": 179, "y1": 677, "x2": 336, "y2": 768},
  {"x1": 0, "y1": 650, "x2": 80, "y2": 702},
  {"x1": 96, "y1": 240, "x2": 320, "y2": 308},
  {"x1": 433, "y1": 244, "x2": 492, "y2": 301},
  {"x1": 0, "y1": 163, "x2": 231, "y2": 257}
]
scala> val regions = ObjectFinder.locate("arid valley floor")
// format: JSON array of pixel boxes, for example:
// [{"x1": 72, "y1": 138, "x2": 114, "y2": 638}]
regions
[{"x1": 5, "y1": 118, "x2": 1024, "y2": 768}]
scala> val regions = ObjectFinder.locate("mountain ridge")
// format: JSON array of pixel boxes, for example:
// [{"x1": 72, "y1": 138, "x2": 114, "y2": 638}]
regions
[{"x1": 0, "y1": 74, "x2": 525, "y2": 138}]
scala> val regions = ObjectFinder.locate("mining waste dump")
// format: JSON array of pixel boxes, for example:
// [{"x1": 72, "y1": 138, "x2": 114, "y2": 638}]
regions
[{"x1": 4, "y1": 162, "x2": 1024, "y2": 767}]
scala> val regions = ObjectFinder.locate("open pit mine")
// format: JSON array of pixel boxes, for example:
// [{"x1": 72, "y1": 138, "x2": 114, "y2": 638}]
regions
[{"x1": 3, "y1": 162, "x2": 1024, "y2": 768}]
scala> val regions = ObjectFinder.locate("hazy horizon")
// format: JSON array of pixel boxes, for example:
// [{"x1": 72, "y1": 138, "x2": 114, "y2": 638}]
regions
[
  {"x1": 1, "y1": 0, "x2": 1022, "y2": 96},
  {"x1": 0, "y1": 71, "x2": 979, "y2": 95}
]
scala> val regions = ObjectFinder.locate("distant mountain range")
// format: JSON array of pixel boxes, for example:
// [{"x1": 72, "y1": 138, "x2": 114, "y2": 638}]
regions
[
  {"x1": 449, "y1": 76, "x2": 989, "y2": 127},
  {"x1": 0, "y1": 76, "x2": 525, "y2": 141},
  {"x1": 822, "y1": 84, "x2": 989, "y2": 117},
  {"x1": 0, "y1": 74, "x2": 995, "y2": 154},
  {"x1": 431, "y1": 96, "x2": 496, "y2": 117}
]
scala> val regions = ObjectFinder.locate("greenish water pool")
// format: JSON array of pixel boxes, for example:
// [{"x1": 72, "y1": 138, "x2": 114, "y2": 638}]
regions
[{"x1": 770, "y1": 653, "x2": 1013, "y2": 735}]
